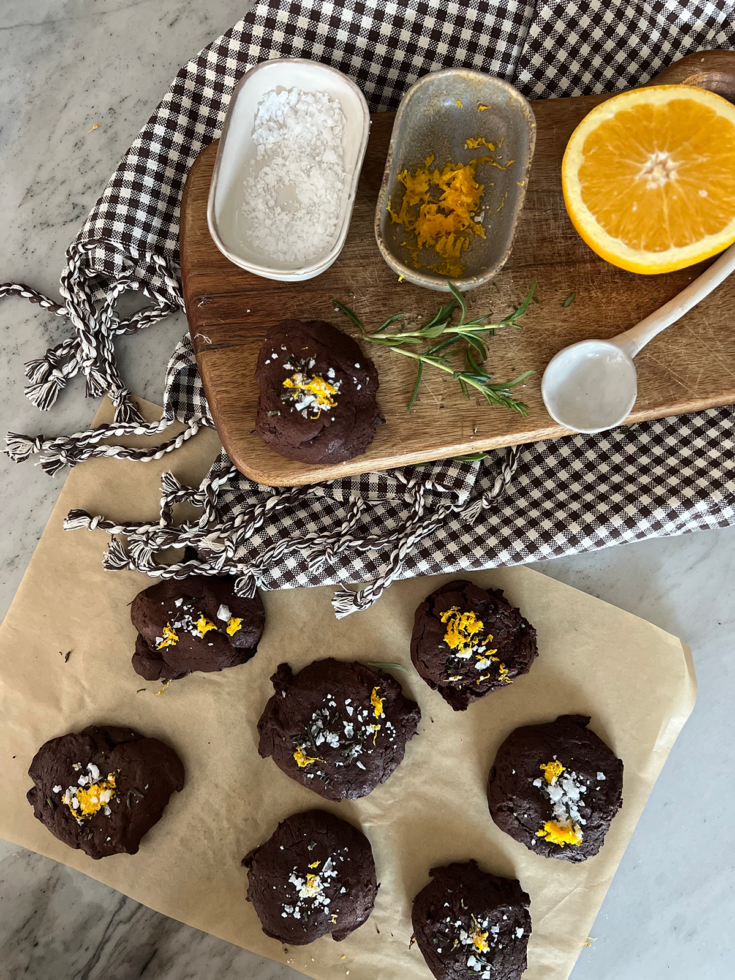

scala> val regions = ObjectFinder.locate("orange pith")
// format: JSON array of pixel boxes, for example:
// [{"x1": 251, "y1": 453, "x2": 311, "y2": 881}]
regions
[{"x1": 562, "y1": 85, "x2": 735, "y2": 274}]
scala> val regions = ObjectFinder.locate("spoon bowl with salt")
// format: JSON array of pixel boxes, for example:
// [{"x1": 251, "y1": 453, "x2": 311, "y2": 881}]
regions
[{"x1": 542, "y1": 242, "x2": 735, "y2": 434}]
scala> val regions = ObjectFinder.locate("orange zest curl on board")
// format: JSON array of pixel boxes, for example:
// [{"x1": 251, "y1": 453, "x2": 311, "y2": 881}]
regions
[{"x1": 387, "y1": 156, "x2": 492, "y2": 276}]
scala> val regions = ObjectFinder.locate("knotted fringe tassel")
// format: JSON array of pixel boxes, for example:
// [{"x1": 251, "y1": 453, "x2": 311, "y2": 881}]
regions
[
  {"x1": 5, "y1": 414, "x2": 209, "y2": 476},
  {"x1": 62, "y1": 447, "x2": 521, "y2": 619},
  {"x1": 330, "y1": 446, "x2": 521, "y2": 617},
  {"x1": 2, "y1": 244, "x2": 183, "y2": 444}
]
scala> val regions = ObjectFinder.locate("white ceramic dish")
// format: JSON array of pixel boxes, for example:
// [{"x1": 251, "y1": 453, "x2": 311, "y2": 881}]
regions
[{"x1": 207, "y1": 59, "x2": 370, "y2": 282}]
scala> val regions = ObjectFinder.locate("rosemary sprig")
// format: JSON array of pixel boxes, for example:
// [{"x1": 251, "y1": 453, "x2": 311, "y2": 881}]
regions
[{"x1": 333, "y1": 282, "x2": 535, "y2": 415}]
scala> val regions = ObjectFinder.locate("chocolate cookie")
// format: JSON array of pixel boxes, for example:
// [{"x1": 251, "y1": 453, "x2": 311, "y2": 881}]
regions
[
  {"x1": 410, "y1": 580, "x2": 538, "y2": 711},
  {"x1": 130, "y1": 576, "x2": 265, "y2": 681},
  {"x1": 27, "y1": 725, "x2": 185, "y2": 860},
  {"x1": 487, "y1": 715, "x2": 624, "y2": 863},
  {"x1": 253, "y1": 318, "x2": 382, "y2": 463},
  {"x1": 257, "y1": 659, "x2": 421, "y2": 801},
  {"x1": 412, "y1": 861, "x2": 531, "y2": 980},
  {"x1": 243, "y1": 809, "x2": 377, "y2": 944}
]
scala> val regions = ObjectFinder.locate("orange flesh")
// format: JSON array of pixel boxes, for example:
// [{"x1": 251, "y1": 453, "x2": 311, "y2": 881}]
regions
[{"x1": 578, "y1": 99, "x2": 735, "y2": 253}]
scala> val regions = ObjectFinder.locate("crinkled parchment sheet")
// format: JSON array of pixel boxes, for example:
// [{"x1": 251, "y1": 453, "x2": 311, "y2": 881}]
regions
[{"x1": 0, "y1": 399, "x2": 696, "y2": 980}]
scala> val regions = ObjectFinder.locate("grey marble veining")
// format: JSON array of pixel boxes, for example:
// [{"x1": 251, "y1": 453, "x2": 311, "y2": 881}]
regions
[{"x1": 1, "y1": 4, "x2": 734, "y2": 980}]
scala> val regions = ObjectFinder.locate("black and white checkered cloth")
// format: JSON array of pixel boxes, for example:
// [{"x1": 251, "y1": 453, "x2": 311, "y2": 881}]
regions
[{"x1": 4, "y1": 0, "x2": 735, "y2": 615}]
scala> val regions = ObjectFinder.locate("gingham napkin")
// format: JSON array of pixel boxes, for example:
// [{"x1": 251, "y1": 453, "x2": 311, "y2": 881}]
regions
[{"x1": 3, "y1": 0, "x2": 734, "y2": 615}]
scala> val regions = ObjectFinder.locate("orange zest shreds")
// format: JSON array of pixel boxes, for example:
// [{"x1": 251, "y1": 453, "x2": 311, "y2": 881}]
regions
[
  {"x1": 157, "y1": 624, "x2": 178, "y2": 649},
  {"x1": 498, "y1": 663, "x2": 512, "y2": 684},
  {"x1": 226, "y1": 617, "x2": 243, "y2": 636},
  {"x1": 195, "y1": 615, "x2": 217, "y2": 637},
  {"x1": 540, "y1": 760, "x2": 565, "y2": 784},
  {"x1": 294, "y1": 745, "x2": 322, "y2": 767},
  {"x1": 155, "y1": 679, "x2": 173, "y2": 696},
  {"x1": 478, "y1": 104, "x2": 490, "y2": 111},
  {"x1": 283, "y1": 373, "x2": 337, "y2": 412},
  {"x1": 302, "y1": 874, "x2": 322, "y2": 897},
  {"x1": 465, "y1": 136, "x2": 496, "y2": 151},
  {"x1": 455, "y1": 99, "x2": 463, "y2": 107},
  {"x1": 63, "y1": 772, "x2": 117, "y2": 821},
  {"x1": 470, "y1": 918, "x2": 490, "y2": 952},
  {"x1": 440, "y1": 606, "x2": 484, "y2": 657},
  {"x1": 370, "y1": 686, "x2": 385, "y2": 719},
  {"x1": 537, "y1": 820, "x2": 583, "y2": 847},
  {"x1": 308, "y1": 860, "x2": 320, "y2": 868},
  {"x1": 425, "y1": 154, "x2": 435, "y2": 167},
  {"x1": 331, "y1": 914, "x2": 338, "y2": 924},
  {"x1": 387, "y1": 156, "x2": 492, "y2": 276},
  {"x1": 369, "y1": 724, "x2": 381, "y2": 745}
]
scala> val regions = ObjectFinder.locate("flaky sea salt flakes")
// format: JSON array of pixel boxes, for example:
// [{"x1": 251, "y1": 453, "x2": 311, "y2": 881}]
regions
[{"x1": 240, "y1": 87, "x2": 347, "y2": 265}]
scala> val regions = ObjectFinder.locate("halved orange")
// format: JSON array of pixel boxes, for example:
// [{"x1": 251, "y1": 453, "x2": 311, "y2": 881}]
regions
[{"x1": 562, "y1": 85, "x2": 735, "y2": 274}]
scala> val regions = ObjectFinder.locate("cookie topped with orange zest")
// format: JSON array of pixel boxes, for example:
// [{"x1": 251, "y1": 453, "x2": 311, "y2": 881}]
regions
[{"x1": 487, "y1": 715, "x2": 624, "y2": 863}]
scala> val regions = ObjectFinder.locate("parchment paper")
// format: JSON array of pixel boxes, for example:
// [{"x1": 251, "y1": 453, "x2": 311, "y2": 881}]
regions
[{"x1": 0, "y1": 399, "x2": 696, "y2": 980}]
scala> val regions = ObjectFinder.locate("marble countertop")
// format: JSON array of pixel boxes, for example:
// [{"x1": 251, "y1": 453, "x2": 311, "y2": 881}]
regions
[{"x1": 1, "y1": 3, "x2": 734, "y2": 979}]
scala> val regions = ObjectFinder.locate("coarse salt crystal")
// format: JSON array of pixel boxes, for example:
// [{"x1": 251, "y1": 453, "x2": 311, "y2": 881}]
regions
[{"x1": 240, "y1": 88, "x2": 347, "y2": 265}]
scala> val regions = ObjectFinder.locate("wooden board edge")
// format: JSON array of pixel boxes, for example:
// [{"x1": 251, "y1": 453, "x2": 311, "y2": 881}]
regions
[{"x1": 180, "y1": 49, "x2": 735, "y2": 486}]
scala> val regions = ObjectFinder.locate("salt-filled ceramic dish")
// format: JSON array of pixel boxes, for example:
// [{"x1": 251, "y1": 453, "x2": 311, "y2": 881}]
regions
[
  {"x1": 207, "y1": 59, "x2": 370, "y2": 282},
  {"x1": 375, "y1": 69, "x2": 536, "y2": 292}
]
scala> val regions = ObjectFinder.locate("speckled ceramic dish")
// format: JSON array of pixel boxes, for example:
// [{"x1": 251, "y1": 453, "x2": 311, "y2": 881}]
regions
[
  {"x1": 208, "y1": 58, "x2": 370, "y2": 283},
  {"x1": 375, "y1": 69, "x2": 536, "y2": 292}
]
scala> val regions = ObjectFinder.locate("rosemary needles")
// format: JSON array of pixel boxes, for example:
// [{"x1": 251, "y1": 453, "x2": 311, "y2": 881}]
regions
[{"x1": 334, "y1": 282, "x2": 535, "y2": 416}]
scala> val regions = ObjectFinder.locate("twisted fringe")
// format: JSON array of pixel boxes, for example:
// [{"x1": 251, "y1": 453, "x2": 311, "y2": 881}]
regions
[
  {"x1": 330, "y1": 445, "x2": 521, "y2": 616},
  {"x1": 2, "y1": 241, "x2": 183, "y2": 425},
  {"x1": 0, "y1": 282, "x2": 68, "y2": 316},
  {"x1": 5, "y1": 415, "x2": 209, "y2": 476},
  {"x1": 2, "y1": 242, "x2": 196, "y2": 471},
  {"x1": 63, "y1": 447, "x2": 522, "y2": 618}
]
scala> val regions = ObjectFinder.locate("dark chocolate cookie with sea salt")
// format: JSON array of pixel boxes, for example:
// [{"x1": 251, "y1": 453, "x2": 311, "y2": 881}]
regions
[
  {"x1": 487, "y1": 715, "x2": 624, "y2": 863},
  {"x1": 253, "y1": 318, "x2": 382, "y2": 463},
  {"x1": 242, "y1": 809, "x2": 377, "y2": 944},
  {"x1": 130, "y1": 575, "x2": 265, "y2": 681},
  {"x1": 27, "y1": 725, "x2": 184, "y2": 860},
  {"x1": 257, "y1": 658, "x2": 421, "y2": 801},
  {"x1": 410, "y1": 580, "x2": 538, "y2": 710},
  {"x1": 412, "y1": 861, "x2": 531, "y2": 980}
]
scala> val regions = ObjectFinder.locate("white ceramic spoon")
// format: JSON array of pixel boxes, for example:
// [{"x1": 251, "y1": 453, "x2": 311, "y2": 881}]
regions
[{"x1": 541, "y1": 242, "x2": 735, "y2": 434}]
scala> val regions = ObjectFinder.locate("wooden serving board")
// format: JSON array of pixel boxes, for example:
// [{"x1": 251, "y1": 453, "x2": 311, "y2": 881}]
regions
[{"x1": 181, "y1": 50, "x2": 735, "y2": 487}]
